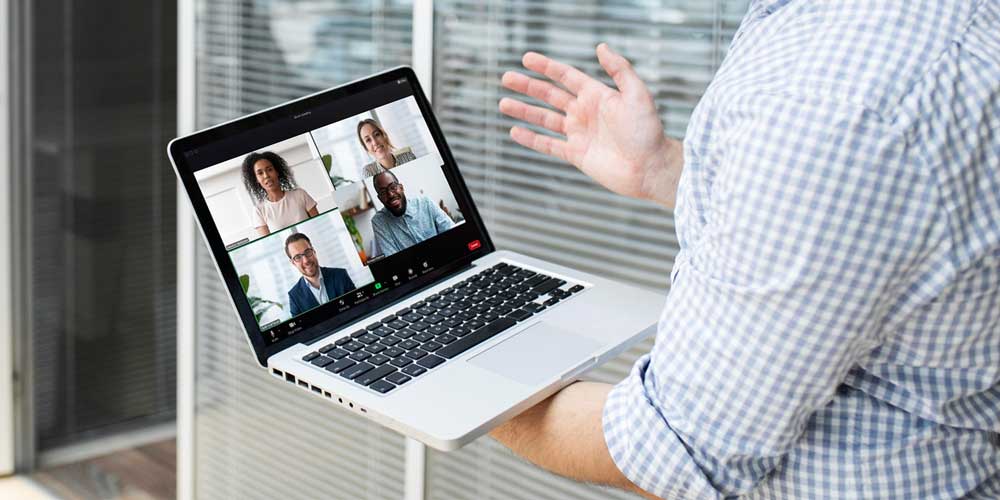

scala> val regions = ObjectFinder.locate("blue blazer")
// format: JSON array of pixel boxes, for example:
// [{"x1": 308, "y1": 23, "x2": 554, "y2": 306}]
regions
[{"x1": 287, "y1": 267, "x2": 355, "y2": 317}]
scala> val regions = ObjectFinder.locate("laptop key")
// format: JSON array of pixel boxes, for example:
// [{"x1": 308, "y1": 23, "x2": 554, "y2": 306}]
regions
[
  {"x1": 318, "y1": 344, "x2": 336, "y2": 354},
  {"x1": 569, "y1": 284, "x2": 584, "y2": 293},
  {"x1": 386, "y1": 372, "x2": 411, "y2": 385},
  {"x1": 413, "y1": 332, "x2": 434, "y2": 343},
  {"x1": 434, "y1": 334, "x2": 457, "y2": 344},
  {"x1": 408, "y1": 322, "x2": 430, "y2": 332},
  {"x1": 369, "y1": 380, "x2": 396, "y2": 394},
  {"x1": 379, "y1": 336, "x2": 401, "y2": 346},
  {"x1": 387, "y1": 320, "x2": 409, "y2": 330},
  {"x1": 380, "y1": 314, "x2": 397, "y2": 323},
  {"x1": 354, "y1": 365, "x2": 397, "y2": 386},
  {"x1": 342, "y1": 341, "x2": 365, "y2": 352},
  {"x1": 437, "y1": 317, "x2": 517, "y2": 359},
  {"x1": 349, "y1": 351, "x2": 372, "y2": 362},
  {"x1": 335, "y1": 336, "x2": 352, "y2": 346},
  {"x1": 364, "y1": 343, "x2": 386, "y2": 354},
  {"x1": 369, "y1": 354, "x2": 390, "y2": 365},
  {"x1": 394, "y1": 328, "x2": 416, "y2": 339},
  {"x1": 384, "y1": 347, "x2": 405, "y2": 358},
  {"x1": 417, "y1": 354, "x2": 445, "y2": 369},
  {"x1": 507, "y1": 309, "x2": 533, "y2": 322},
  {"x1": 310, "y1": 355, "x2": 334, "y2": 367},
  {"x1": 402, "y1": 313, "x2": 423, "y2": 323},
  {"x1": 523, "y1": 275, "x2": 549, "y2": 287},
  {"x1": 327, "y1": 348, "x2": 350, "y2": 360},
  {"x1": 533, "y1": 278, "x2": 563, "y2": 295},
  {"x1": 396, "y1": 307, "x2": 411, "y2": 316},
  {"x1": 340, "y1": 362, "x2": 375, "y2": 380},
  {"x1": 422, "y1": 341, "x2": 443, "y2": 352},
  {"x1": 544, "y1": 297, "x2": 560, "y2": 307},
  {"x1": 401, "y1": 364, "x2": 427, "y2": 377},
  {"x1": 373, "y1": 326, "x2": 395, "y2": 337},
  {"x1": 358, "y1": 333, "x2": 380, "y2": 344},
  {"x1": 450, "y1": 326, "x2": 472, "y2": 337},
  {"x1": 325, "y1": 358, "x2": 356, "y2": 374},
  {"x1": 405, "y1": 349, "x2": 428, "y2": 360},
  {"x1": 390, "y1": 357, "x2": 413, "y2": 367},
  {"x1": 366, "y1": 322, "x2": 381, "y2": 331},
  {"x1": 523, "y1": 303, "x2": 545, "y2": 313},
  {"x1": 350, "y1": 330, "x2": 367, "y2": 338},
  {"x1": 302, "y1": 352, "x2": 320, "y2": 362},
  {"x1": 428, "y1": 325, "x2": 448, "y2": 335},
  {"x1": 399, "y1": 339, "x2": 419, "y2": 350}
]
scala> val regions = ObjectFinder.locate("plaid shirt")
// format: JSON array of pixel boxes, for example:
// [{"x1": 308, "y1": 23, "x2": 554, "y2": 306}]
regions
[{"x1": 603, "y1": 1, "x2": 1000, "y2": 498}]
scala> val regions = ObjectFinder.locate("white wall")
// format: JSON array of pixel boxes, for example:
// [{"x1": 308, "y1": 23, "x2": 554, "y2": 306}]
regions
[{"x1": 194, "y1": 134, "x2": 336, "y2": 246}]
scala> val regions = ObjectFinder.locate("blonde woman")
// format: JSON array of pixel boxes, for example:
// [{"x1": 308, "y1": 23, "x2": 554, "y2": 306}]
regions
[{"x1": 357, "y1": 118, "x2": 416, "y2": 178}]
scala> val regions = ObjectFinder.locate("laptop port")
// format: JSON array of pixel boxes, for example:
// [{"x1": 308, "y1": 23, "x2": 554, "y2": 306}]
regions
[
  {"x1": 298, "y1": 380, "x2": 308, "y2": 389},
  {"x1": 272, "y1": 368, "x2": 282, "y2": 377},
  {"x1": 311, "y1": 385, "x2": 322, "y2": 394},
  {"x1": 285, "y1": 373, "x2": 296, "y2": 384}
]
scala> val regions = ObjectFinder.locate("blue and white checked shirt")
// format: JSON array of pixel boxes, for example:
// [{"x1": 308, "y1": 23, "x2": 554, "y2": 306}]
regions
[{"x1": 603, "y1": 1, "x2": 1000, "y2": 498}]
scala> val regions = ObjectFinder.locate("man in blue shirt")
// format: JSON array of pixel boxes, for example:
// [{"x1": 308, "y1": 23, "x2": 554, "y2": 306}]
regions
[
  {"x1": 371, "y1": 170, "x2": 455, "y2": 257},
  {"x1": 489, "y1": 2, "x2": 1000, "y2": 498}
]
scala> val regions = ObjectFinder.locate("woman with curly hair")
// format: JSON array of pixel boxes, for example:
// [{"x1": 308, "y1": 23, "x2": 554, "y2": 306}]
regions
[
  {"x1": 242, "y1": 151, "x2": 318, "y2": 236},
  {"x1": 357, "y1": 118, "x2": 416, "y2": 178}
]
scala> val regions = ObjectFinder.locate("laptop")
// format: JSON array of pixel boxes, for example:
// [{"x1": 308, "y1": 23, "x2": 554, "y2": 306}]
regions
[{"x1": 168, "y1": 67, "x2": 663, "y2": 451}]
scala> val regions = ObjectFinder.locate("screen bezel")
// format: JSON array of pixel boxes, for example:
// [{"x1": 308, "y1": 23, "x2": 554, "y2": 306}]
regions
[{"x1": 168, "y1": 67, "x2": 495, "y2": 366}]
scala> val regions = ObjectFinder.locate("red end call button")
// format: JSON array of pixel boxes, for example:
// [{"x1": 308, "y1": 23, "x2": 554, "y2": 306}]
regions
[{"x1": 467, "y1": 240, "x2": 482, "y2": 251}]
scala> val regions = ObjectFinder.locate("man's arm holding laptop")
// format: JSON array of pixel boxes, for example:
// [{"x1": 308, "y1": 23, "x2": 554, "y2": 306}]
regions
[{"x1": 491, "y1": 45, "x2": 679, "y2": 499}]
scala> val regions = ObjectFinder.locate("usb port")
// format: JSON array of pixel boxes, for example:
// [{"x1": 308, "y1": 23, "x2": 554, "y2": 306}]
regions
[{"x1": 285, "y1": 373, "x2": 296, "y2": 384}]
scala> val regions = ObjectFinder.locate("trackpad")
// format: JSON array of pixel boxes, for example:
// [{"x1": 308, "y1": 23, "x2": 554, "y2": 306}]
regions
[{"x1": 468, "y1": 321, "x2": 602, "y2": 386}]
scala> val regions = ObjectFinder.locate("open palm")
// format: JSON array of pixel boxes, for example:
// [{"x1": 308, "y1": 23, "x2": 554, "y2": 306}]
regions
[{"x1": 499, "y1": 44, "x2": 679, "y2": 205}]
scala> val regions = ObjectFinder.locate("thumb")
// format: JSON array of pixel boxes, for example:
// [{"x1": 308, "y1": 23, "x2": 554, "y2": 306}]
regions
[{"x1": 596, "y1": 43, "x2": 646, "y2": 99}]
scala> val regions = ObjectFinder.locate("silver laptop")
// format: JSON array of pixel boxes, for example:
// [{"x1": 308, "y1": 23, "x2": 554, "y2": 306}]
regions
[{"x1": 168, "y1": 67, "x2": 663, "y2": 451}]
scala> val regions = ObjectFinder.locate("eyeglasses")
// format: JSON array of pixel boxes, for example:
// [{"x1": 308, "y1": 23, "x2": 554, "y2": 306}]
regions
[
  {"x1": 289, "y1": 247, "x2": 315, "y2": 263},
  {"x1": 375, "y1": 182, "x2": 402, "y2": 197}
]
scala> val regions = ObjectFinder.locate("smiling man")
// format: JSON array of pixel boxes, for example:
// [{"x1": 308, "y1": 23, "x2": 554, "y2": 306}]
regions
[
  {"x1": 285, "y1": 232, "x2": 355, "y2": 316},
  {"x1": 370, "y1": 170, "x2": 455, "y2": 257}
]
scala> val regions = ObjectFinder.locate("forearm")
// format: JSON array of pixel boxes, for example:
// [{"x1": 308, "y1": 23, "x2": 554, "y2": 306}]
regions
[
  {"x1": 640, "y1": 135, "x2": 685, "y2": 211},
  {"x1": 489, "y1": 381, "x2": 661, "y2": 500}
]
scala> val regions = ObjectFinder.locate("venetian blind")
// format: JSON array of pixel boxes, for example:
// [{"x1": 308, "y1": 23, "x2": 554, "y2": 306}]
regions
[
  {"x1": 426, "y1": 1, "x2": 747, "y2": 499},
  {"x1": 192, "y1": 1, "x2": 413, "y2": 498}
]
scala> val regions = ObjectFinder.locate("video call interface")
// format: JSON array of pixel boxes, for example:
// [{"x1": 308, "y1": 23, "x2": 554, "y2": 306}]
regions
[{"x1": 190, "y1": 86, "x2": 471, "y2": 345}]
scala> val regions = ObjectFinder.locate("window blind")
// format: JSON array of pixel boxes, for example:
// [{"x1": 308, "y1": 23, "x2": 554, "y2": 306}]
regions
[
  {"x1": 192, "y1": 1, "x2": 413, "y2": 498},
  {"x1": 426, "y1": 1, "x2": 747, "y2": 498}
]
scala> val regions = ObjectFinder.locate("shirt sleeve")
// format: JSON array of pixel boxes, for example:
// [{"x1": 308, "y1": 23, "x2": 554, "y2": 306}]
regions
[
  {"x1": 602, "y1": 93, "x2": 936, "y2": 498},
  {"x1": 299, "y1": 188, "x2": 317, "y2": 212},
  {"x1": 428, "y1": 198, "x2": 456, "y2": 233}
]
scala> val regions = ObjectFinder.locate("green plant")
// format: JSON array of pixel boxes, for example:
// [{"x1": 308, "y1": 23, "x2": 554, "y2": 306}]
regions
[{"x1": 240, "y1": 274, "x2": 283, "y2": 323}]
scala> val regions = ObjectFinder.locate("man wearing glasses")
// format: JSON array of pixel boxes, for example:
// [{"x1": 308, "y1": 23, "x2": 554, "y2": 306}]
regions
[
  {"x1": 285, "y1": 233, "x2": 355, "y2": 316},
  {"x1": 371, "y1": 170, "x2": 455, "y2": 257}
]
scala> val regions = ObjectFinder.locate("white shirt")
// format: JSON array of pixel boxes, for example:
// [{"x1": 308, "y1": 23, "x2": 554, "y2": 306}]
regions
[{"x1": 252, "y1": 188, "x2": 316, "y2": 232}]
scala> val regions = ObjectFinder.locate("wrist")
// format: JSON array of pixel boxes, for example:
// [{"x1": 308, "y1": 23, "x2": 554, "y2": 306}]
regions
[{"x1": 639, "y1": 135, "x2": 684, "y2": 209}]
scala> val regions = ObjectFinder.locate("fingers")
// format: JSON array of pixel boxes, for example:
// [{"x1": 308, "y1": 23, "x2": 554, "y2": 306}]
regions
[
  {"x1": 510, "y1": 126, "x2": 569, "y2": 163},
  {"x1": 596, "y1": 43, "x2": 645, "y2": 99},
  {"x1": 501, "y1": 71, "x2": 574, "y2": 111},
  {"x1": 499, "y1": 97, "x2": 566, "y2": 135},
  {"x1": 522, "y1": 51, "x2": 597, "y2": 95}
]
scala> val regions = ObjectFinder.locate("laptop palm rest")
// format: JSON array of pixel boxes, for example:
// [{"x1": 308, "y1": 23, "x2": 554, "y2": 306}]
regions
[{"x1": 468, "y1": 321, "x2": 602, "y2": 386}]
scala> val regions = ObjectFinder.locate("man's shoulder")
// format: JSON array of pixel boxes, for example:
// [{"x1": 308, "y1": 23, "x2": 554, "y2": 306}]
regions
[
  {"x1": 371, "y1": 207, "x2": 391, "y2": 225},
  {"x1": 721, "y1": 1, "x2": 981, "y2": 115},
  {"x1": 288, "y1": 276, "x2": 307, "y2": 295}
]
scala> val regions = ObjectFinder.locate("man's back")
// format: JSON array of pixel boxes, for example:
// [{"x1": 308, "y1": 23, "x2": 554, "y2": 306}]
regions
[{"x1": 603, "y1": 1, "x2": 1000, "y2": 498}]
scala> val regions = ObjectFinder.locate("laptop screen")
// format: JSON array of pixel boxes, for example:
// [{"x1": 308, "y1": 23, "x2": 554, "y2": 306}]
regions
[{"x1": 170, "y1": 68, "x2": 493, "y2": 363}]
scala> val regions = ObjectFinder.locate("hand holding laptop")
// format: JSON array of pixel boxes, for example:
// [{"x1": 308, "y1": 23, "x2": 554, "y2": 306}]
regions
[{"x1": 499, "y1": 43, "x2": 684, "y2": 210}]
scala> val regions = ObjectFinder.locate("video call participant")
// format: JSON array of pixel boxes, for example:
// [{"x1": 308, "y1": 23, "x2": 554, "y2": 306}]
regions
[
  {"x1": 358, "y1": 118, "x2": 416, "y2": 178},
  {"x1": 284, "y1": 233, "x2": 355, "y2": 316},
  {"x1": 242, "y1": 151, "x2": 319, "y2": 237},
  {"x1": 371, "y1": 170, "x2": 455, "y2": 257}
]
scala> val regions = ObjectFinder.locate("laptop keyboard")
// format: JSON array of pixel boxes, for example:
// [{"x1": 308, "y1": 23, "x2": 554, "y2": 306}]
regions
[{"x1": 299, "y1": 262, "x2": 585, "y2": 394}]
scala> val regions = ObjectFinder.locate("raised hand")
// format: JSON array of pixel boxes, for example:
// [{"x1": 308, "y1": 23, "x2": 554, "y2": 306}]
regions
[{"x1": 499, "y1": 44, "x2": 683, "y2": 209}]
